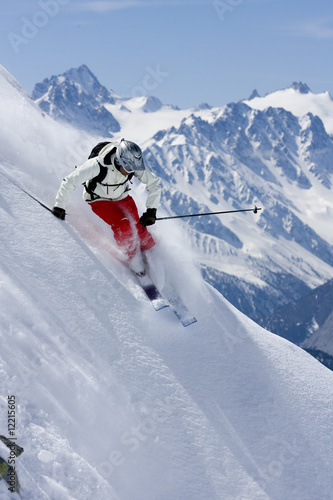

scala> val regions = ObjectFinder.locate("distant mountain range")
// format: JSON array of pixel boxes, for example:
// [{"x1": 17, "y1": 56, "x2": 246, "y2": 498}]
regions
[
  {"x1": 244, "y1": 81, "x2": 333, "y2": 134},
  {"x1": 32, "y1": 65, "x2": 333, "y2": 368}
]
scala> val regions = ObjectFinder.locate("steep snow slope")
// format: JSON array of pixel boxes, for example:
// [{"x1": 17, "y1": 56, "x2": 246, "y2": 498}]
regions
[
  {"x1": 1, "y1": 66, "x2": 333, "y2": 500},
  {"x1": 1, "y1": 169, "x2": 333, "y2": 500}
]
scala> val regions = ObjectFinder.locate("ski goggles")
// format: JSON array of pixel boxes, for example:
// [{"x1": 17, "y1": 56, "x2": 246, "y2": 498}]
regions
[{"x1": 115, "y1": 147, "x2": 134, "y2": 174}]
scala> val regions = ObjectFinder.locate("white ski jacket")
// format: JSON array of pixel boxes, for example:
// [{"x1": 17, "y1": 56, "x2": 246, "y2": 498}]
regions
[{"x1": 54, "y1": 142, "x2": 161, "y2": 211}]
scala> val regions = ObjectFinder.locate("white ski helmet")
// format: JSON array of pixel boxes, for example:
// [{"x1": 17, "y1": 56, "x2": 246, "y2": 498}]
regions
[{"x1": 116, "y1": 139, "x2": 146, "y2": 173}]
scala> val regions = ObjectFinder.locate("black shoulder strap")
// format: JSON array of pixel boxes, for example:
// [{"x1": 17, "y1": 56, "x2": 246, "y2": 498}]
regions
[
  {"x1": 84, "y1": 161, "x2": 108, "y2": 199},
  {"x1": 84, "y1": 164, "x2": 134, "y2": 200},
  {"x1": 99, "y1": 171, "x2": 134, "y2": 186},
  {"x1": 94, "y1": 162, "x2": 109, "y2": 184}
]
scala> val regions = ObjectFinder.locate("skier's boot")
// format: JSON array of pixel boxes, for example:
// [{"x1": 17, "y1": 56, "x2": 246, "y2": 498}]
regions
[{"x1": 129, "y1": 251, "x2": 146, "y2": 276}]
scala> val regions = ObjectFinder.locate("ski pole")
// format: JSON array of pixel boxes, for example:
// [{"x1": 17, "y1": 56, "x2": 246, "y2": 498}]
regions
[
  {"x1": 0, "y1": 168, "x2": 52, "y2": 213},
  {"x1": 18, "y1": 186, "x2": 53, "y2": 213},
  {"x1": 156, "y1": 206, "x2": 262, "y2": 221}
]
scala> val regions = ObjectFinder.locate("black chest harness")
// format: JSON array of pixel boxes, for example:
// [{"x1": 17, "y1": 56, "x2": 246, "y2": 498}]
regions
[{"x1": 84, "y1": 162, "x2": 134, "y2": 201}]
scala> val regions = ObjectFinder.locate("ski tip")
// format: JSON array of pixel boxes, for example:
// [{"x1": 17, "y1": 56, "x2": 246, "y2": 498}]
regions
[{"x1": 181, "y1": 316, "x2": 197, "y2": 327}]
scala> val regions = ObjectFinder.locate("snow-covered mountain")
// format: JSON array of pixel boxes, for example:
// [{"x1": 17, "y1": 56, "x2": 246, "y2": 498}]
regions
[
  {"x1": 305, "y1": 309, "x2": 333, "y2": 355},
  {"x1": 144, "y1": 101, "x2": 333, "y2": 318},
  {"x1": 32, "y1": 64, "x2": 120, "y2": 136},
  {"x1": 1, "y1": 63, "x2": 333, "y2": 500},
  {"x1": 244, "y1": 81, "x2": 333, "y2": 135},
  {"x1": 260, "y1": 277, "x2": 333, "y2": 345},
  {"x1": 259, "y1": 278, "x2": 333, "y2": 368}
]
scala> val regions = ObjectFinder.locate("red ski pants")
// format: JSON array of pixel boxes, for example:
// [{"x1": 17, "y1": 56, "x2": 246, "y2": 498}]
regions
[{"x1": 89, "y1": 196, "x2": 155, "y2": 259}]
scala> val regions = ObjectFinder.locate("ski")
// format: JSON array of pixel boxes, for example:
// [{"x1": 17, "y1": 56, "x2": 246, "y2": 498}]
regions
[
  {"x1": 134, "y1": 271, "x2": 169, "y2": 311},
  {"x1": 169, "y1": 299, "x2": 197, "y2": 327},
  {"x1": 162, "y1": 284, "x2": 197, "y2": 327},
  {"x1": 134, "y1": 272, "x2": 197, "y2": 327}
]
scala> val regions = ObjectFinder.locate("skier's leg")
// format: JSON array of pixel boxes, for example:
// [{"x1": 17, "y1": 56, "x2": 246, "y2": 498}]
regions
[
  {"x1": 89, "y1": 199, "x2": 138, "y2": 259},
  {"x1": 121, "y1": 196, "x2": 156, "y2": 252}
]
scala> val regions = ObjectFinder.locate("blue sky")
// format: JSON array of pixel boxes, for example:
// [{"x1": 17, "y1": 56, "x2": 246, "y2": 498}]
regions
[{"x1": 1, "y1": 0, "x2": 333, "y2": 108}]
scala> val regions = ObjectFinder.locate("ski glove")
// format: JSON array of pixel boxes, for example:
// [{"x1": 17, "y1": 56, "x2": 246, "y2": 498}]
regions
[
  {"x1": 139, "y1": 208, "x2": 157, "y2": 227},
  {"x1": 52, "y1": 207, "x2": 66, "y2": 220}
]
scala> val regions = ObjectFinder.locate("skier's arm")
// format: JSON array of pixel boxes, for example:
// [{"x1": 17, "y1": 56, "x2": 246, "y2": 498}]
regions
[
  {"x1": 53, "y1": 159, "x2": 100, "y2": 210},
  {"x1": 135, "y1": 168, "x2": 161, "y2": 209},
  {"x1": 135, "y1": 168, "x2": 161, "y2": 227}
]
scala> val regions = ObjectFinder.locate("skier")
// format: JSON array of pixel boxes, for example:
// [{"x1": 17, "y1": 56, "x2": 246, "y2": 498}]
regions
[{"x1": 52, "y1": 139, "x2": 161, "y2": 274}]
